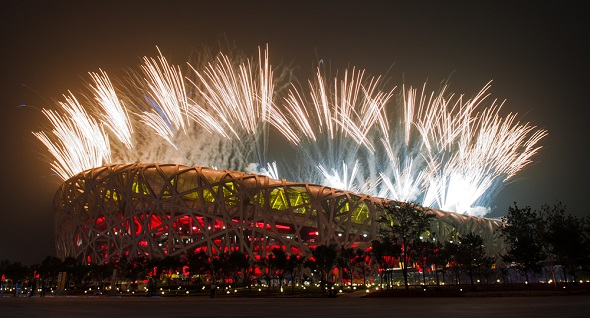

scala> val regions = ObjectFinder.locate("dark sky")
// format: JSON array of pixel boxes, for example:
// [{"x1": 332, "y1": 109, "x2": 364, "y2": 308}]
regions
[{"x1": 1, "y1": 0, "x2": 588, "y2": 265}]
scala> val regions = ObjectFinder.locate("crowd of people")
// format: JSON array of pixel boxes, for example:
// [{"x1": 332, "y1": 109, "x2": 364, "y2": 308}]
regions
[{"x1": 0, "y1": 279, "x2": 45, "y2": 298}]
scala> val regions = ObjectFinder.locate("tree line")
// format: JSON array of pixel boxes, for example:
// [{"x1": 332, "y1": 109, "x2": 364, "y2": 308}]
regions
[{"x1": 1, "y1": 201, "x2": 589, "y2": 294}]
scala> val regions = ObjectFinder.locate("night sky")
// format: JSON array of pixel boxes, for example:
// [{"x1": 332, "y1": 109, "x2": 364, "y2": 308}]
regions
[{"x1": 1, "y1": 0, "x2": 588, "y2": 265}]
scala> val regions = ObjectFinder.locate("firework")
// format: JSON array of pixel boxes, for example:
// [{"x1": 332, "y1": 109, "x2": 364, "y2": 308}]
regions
[
  {"x1": 33, "y1": 92, "x2": 111, "y2": 180},
  {"x1": 282, "y1": 66, "x2": 393, "y2": 190},
  {"x1": 88, "y1": 69, "x2": 134, "y2": 149},
  {"x1": 32, "y1": 46, "x2": 547, "y2": 217}
]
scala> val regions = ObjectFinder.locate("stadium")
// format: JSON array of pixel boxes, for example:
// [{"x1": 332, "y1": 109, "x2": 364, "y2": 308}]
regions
[
  {"x1": 40, "y1": 47, "x2": 542, "y2": 271},
  {"x1": 54, "y1": 163, "x2": 504, "y2": 265}
]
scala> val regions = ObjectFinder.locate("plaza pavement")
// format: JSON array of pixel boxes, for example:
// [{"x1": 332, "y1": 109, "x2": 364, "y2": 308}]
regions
[{"x1": 1, "y1": 293, "x2": 589, "y2": 318}]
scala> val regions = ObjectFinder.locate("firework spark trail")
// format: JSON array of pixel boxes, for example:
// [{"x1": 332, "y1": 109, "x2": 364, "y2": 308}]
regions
[
  {"x1": 184, "y1": 46, "x2": 292, "y2": 171},
  {"x1": 414, "y1": 84, "x2": 502, "y2": 215},
  {"x1": 414, "y1": 84, "x2": 475, "y2": 154},
  {"x1": 473, "y1": 107, "x2": 547, "y2": 180},
  {"x1": 109, "y1": 48, "x2": 247, "y2": 170},
  {"x1": 188, "y1": 50, "x2": 262, "y2": 137},
  {"x1": 33, "y1": 93, "x2": 111, "y2": 180},
  {"x1": 411, "y1": 83, "x2": 548, "y2": 215},
  {"x1": 184, "y1": 98, "x2": 228, "y2": 137},
  {"x1": 193, "y1": 53, "x2": 253, "y2": 138},
  {"x1": 417, "y1": 85, "x2": 489, "y2": 212},
  {"x1": 138, "y1": 47, "x2": 190, "y2": 149},
  {"x1": 258, "y1": 161, "x2": 280, "y2": 180},
  {"x1": 318, "y1": 161, "x2": 360, "y2": 192},
  {"x1": 333, "y1": 69, "x2": 395, "y2": 153},
  {"x1": 36, "y1": 48, "x2": 265, "y2": 177},
  {"x1": 375, "y1": 84, "x2": 436, "y2": 201},
  {"x1": 257, "y1": 45, "x2": 273, "y2": 124},
  {"x1": 282, "y1": 66, "x2": 392, "y2": 191},
  {"x1": 380, "y1": 158, "x2": 428, "y2": 203},
  {"x1": 88, "y1": 69, "x2": 134, "y2": 149}
]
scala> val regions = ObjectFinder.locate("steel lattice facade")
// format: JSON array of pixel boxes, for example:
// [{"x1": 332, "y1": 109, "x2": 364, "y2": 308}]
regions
[{"x1": 54, "y1": 163, "x2": 505, "y2": 264}]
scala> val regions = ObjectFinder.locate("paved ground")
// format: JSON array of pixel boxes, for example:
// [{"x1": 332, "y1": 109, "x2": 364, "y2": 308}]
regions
[{"x1": 1, "y1": 294, "x2": 589, "y2": 318}]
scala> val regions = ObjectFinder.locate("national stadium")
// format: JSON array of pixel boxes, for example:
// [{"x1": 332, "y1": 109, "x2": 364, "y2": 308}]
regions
[
  {"x1": 36, "y1": 46, "x2": 543, "y2": 267},
  {"x1": 54, "y1": 163, "x2": 504, "y2": 265}
]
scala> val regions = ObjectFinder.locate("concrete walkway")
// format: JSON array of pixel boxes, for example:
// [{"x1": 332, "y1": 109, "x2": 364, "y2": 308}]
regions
[
  {"x1": 338, "y1": 289, "x2": 372, "y2": 297},
  {"x1": 2, "y1": 294, "x2": 589, "y2": 317}
]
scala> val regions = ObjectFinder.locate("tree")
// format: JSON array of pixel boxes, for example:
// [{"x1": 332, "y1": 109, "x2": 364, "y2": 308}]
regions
[
  {"x1": 124, "y1": 256, "x2": 149, "y2": 291},
  {"x1": 378, "y1": 201, "x2": 435, "y2": 290},
  {"x1": 162, "y1": 255, "x2": 183, "y2": 286},
  {"x1": 352, "y1": 248, "x2": 371, "y2": 286},
  {"x1": 211, "y1": 252, "x2": 231, "y2": 286},
  {"x1": 500, "y1": 203, "x2": 546, "y2": 283},
  {"x1": 128, "y1": 256, "x2": 150, "y2": 283},
  {"x1": 542, "y1": 202, "x2": 589, "y2": 283},
  {"x1": 441, "y1": 239, "x2": 460, "y2": 285},
  {"x1": 38, "y1": 256, "x2": 63, "y2": 287},
  {"x1": 425, "y1": 239, "x2": 447, "y2": 290},
  {"x1": 147, "y1": 255, "x2": 183, "y2": 289},
  {"x1": 308, "y1": 244, "x2": 338, "y2": 294},
  {"x1": 115, "y1": 256, "x2": 131, "y2": 288},
  {"x1": 410, "y1": 239, "x2": 436, "y2": 287},
  {"x1": 583, "y1": 216, "x2": 590, "y2": 274},
  {"x1": 61, "y1": 257, "x2": 86, "y2": 290},
  {"x1": 88, "y1": 262, "x2": 114, "y2": 290},
  {"x1": 228, "y1": 250, "x2": 250, "y2": 286},
  {"x1": 284, "y1": 253, "x2": 306, "y2": 292},
  {"x1": 1, "y1": 260, "x2": 29, "y2": 284},
  {"x1": 370, "y1": 237, "x2": 401, "y2": 288},
  {"x1": 186, "y1": 249, "x2": 210, "y2": 287},
  {"x1": 256, "y1": 256, "x2": 272, "y2": 289},
  {"x1": 336, "y1": 247, "x2": 355, "y2": 287},
  {"x1": 268, "y1": 248, "x2": 288, "y2": 289},
  {"x1": 455, "y1": 233, "x2": 494, "y2": 290}
]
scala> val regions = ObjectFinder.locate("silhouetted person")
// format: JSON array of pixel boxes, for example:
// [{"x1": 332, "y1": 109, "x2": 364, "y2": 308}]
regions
[
  {"x1": 147, "y1": 277, "x2": 156, "y2": 297},
  {"x1": 210, "y1": 283, "x2": 216, "y2": 298},
  {"x1": 40, "y1": 280, "x2": 46, "y2": 297},
  {"x1": 14, "y1": 281, "x2": 21, "y2": 297},
  {"x1": 29, "y1": 280, "x2": 36, "y2": 297}
]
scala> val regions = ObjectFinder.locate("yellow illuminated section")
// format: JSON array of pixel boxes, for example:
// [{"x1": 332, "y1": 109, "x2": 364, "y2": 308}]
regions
[
  {"x1": 103, "y1": 189, "x2": 121, "y2": 202},
  {"x1": 254, "y1": 186, "x2": 312, "y2": 214},
  {"x1": 131, "y1": 181, "x2": 151, "y2": 196},
  {"x1": 177, "y1": 172, "x2": 200, "y2": 201},
  {"x1": 253, "y1": 191, "x2": 265, "y2": 206},
  {"x1": 202, "y1": 187, "x2": 216, "y2": 203},
  {"x1": 161, "y1": 185, "x2": 173, "y2": 199},
  {"x1": 287, "y1": 186, "x2": 310, "y2": 214},
  {"x1": 269, "y1": 188, "x2": 288, "y2": 210},
  {"x1": 181, "y1": 190, "x2": 200, "y2": 201},
  {"x1": 350, "y1": 201, "x2": 370, "y2": 224},
  {"x1": 221, "y1": 181, "x2": 238, "y2": 206}
]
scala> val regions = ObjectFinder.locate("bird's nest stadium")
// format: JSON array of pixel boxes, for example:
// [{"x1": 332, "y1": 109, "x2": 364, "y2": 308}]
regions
[{"x1": 54, "y1": 163, "x2": 505, "y2": 265}]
